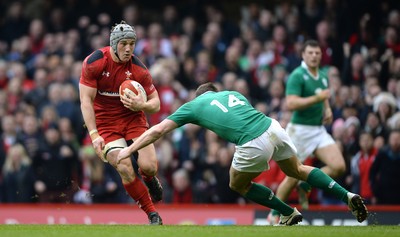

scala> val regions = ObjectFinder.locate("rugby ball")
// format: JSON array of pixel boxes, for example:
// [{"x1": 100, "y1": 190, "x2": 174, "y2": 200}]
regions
[{"x1": 119, "y1": 80, "x2": 147, "y2": 102}]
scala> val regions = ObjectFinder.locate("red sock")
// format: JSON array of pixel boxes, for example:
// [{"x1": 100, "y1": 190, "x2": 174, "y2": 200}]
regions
[
  {"x1": 123, "y1": 178, "x2": 155, "y2": 214},
  {"x1": 139, "y1": 168, "x2": 154, "y2": 182}
]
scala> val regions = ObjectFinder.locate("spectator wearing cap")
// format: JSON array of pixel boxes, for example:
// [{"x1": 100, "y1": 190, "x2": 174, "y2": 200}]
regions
[{"x1": 373, "y1": 91, "x2": 398, "y2": 128}]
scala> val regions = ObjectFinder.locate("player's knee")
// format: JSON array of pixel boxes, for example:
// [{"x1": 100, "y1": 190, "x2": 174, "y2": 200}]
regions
[
  {"x1": 141, "y1": 164, "x2": 157, "y2": 177},
  {"x1": 114, "y1": 162, "x2": 133, "y2": 177},
  {"x1": 285, "y1": 169, "x2": 301, "y2": 179},
  {"x1": 229, "y1": 181, "x2": 244, "y2": 195},
  {"x1": 332, "y1": 164, "x2": 346, "y2": 177}
]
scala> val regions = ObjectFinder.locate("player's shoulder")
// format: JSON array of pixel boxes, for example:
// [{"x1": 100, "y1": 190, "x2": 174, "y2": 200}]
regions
[
  {"x1": 86, "y1": 47, "x2": 109, "y2": 65},
  {"x1": 83, "y1": 48, "x2": 109, "y2": 73},
  {"x1": 131, "y1": 54, "x2": 147, "y2": 70},
  {"x1": 290, "y1": 66, "x2": 306, "y2": 76},
  {"x1": 288, "y1": 66, "x2": 306, "y2": 81}
]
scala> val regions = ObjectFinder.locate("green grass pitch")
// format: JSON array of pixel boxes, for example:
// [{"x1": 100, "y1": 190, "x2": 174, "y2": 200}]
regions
[{"x1": 0, "y1": 225, "x2": 399, "y2": 237}]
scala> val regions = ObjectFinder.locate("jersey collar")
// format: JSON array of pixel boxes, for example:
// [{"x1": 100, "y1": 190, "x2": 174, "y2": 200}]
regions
[{"x1": 301, "y1": 61, "x2": 319, "y2": 80}]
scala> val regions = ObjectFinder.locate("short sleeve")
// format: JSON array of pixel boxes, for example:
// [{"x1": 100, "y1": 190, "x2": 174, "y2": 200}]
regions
[{"x1": 285, "y1": 71, "x2": 303, "y2": 96}]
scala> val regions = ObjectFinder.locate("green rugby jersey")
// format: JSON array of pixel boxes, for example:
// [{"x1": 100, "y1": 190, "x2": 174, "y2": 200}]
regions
[
  {"x1": 167, "y1": 91, "x2": 272, "y2": 145},
  {"x1": 286, "y1": 63, "x2": 329, "y2": 126}
]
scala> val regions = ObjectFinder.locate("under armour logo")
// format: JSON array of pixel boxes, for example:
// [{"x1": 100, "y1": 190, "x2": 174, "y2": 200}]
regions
[
  {"x1": 125, "y1": 70, "x2": 132, "y2": 79},
  {"x1": 102, "y1": 71, "x2": 110, "y2": 77}
]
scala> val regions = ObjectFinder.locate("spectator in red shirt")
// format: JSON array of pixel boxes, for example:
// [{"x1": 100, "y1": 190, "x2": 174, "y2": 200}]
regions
[{"x1": 349, "y1": 131, "x2": 377, "y2": 204}]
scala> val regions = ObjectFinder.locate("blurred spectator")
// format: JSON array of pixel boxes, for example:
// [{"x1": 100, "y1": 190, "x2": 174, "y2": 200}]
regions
[
  {"x1": 342, "y1": 52, "x2": 366, "y2": 86},
  {"x1": 16, "y1": 114, "x2": 42, "y2": 159},
  {"x1": 23, "y1": 68, "x2": 49, "y2": 109},
  {"x1": 266, "y1": 79, "x2": 285, "y2": 113},
  {"x1": 0, "y1": 60, "x2": 9, "y2": 89},
  {"x1": 74, "y1": 145, "x2": 127, "y2": 204},
  {"x1": 217, "y1": 45, "x2": 248, "y2": 82},
  {"x1": 171, "y1": 168, "x2": 192, "y2": 203},
  {"x1": 370, "y1": 129, "x2": 400, "y2": 204},
  {"x1": 364, "y1": 112, "x2": 388, "y2": 150},
  {"x1": 28, "y1": 19, "x2": 45, "y2": 55},
  {"x1": 348, "y1": 131, "x2": 377, "y2": 204},
  {"x1": 315, "y1": 20, "x2": 342, "y2": 67},
  {"x1": 194, "y1": 50, "x2": 218, "y2": 85},
  {"x1": 252, "y1": 9, "x2": 274, "y2": 43},
  {"x1": 33, "y1": 124, "x2": 80, "y2": 203},
  {"x1": 299, "y1": 0, "x2": 323, "y2": 38},
  {"x1": 373, "y1": 92, "x2": 398, "y2": 126},
  {"x1": 136, "y1": 22, "x2": 175, "y2": 65},
  {"x1": 162, "y1": 5, "x2": 180, "y2": 37},
  {"x1": 212, "y1": 146, "x2": 243, "y2": 203},
  {"x1": 1, "y1": 115, "x2": 18, "y2": 154},
  {"x1": 1, "y1": 144, "x2": 35, "y2": 202},
  {"x1": 0, "y1": 2, "x2": 29, "y2": 46}
]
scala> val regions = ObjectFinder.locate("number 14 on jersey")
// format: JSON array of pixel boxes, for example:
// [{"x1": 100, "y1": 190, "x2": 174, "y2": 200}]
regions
[{"x1": 210, "y1": 94, "x2": 245, "y2": 113}]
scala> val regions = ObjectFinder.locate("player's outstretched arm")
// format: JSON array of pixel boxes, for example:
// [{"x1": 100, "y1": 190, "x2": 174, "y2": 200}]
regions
[{"x1": 117, "y1": 119, "x2": 178, "y2": 163}]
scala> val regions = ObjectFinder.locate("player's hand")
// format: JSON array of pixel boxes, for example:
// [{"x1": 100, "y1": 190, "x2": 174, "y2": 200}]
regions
[
  {"x1": 317, "y1": 89, "x2": 331, "y2": 101},
  {"x1": 92, "y1": 136, "x2": 105, "y2": 160},
  {"x1": 117, "y1": 147, "x2": 132, "y2": 164},
  {"x1": 120, "y1": 90, "x2": 145, "y2": 111}
]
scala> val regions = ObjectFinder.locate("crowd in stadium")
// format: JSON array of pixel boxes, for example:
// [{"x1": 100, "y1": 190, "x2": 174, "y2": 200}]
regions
[{"x1": 0, "y1": 0, "x2": 400, "y2": 206}]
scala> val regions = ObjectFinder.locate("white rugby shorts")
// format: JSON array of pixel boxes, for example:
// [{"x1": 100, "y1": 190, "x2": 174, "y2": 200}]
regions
[
  {"x1": 285, "y1": 123, "x2": 335, "y2": 162},
  {"x1": 232, "y1": 119, "x2": 298, "y2": 173}
]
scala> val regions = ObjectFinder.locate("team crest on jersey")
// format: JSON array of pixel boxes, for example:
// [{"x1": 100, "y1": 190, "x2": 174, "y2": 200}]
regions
[
  {"x1": 322, "y1": 78, "x2": 328, "y2": 87},
  {"x1": 125, "y1": 70, "x2": 132, "y2": 80},
  {"x1": 303, "y1": 74, "x2": 309, "y2": 80}
]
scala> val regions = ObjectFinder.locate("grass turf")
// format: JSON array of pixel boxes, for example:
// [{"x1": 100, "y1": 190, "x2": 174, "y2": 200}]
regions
[{"x1": 0, "y1": 225, "x2": 399, "y2": 237}]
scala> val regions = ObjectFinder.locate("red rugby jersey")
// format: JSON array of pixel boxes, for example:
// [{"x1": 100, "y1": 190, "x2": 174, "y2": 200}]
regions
[{"x1": 80, "y1": 46, "x2": 156, "y2": 124}]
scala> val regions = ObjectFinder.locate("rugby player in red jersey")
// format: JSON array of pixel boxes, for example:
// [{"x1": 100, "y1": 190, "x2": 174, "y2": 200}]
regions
[{"x1": 79, "y1": 21, "x2": 163, "y2": 225}]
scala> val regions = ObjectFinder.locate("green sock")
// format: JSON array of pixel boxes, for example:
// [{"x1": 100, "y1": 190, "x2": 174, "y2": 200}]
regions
[
  {"x1": 244, "y1": 182, "x2": 293, "y2": 216},
  {"x1": 298, "y1": 181, "x2": 312, "y2": 192},
  {"x1": 306, "y1": 168, "x2": 348, "y2": 204},
  {"x1": 271, "y1": 209, "x2": 281, "y2": 216}
]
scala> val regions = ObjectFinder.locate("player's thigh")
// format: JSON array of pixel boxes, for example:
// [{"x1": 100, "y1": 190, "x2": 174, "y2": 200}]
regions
[
  {"x1": 104, "y1": 138, "x2": 128, "y2": 165},
  {"x1": 136, "y1": 143, "x2": 158, "y2": 170},
  {"x1": 314, "y1": 143, "x2": 345, "y2": 169}
]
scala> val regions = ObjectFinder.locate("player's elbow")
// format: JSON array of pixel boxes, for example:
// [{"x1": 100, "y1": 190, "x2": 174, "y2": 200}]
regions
[
  {"x1": 151, "y1": 124, "x2": 167, "y2": 138},
  {"x1": 285, "y1": 96, "x2": 299, "y2": 111},
  {"x1": 154, "y1": 103, "x2": 161, "y2": 113},
  {"x1": 286, "y1": 101, "x2": 296, "y2": 111}
]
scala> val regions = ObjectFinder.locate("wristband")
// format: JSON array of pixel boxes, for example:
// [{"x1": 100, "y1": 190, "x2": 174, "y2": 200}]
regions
[{"x1": 89, "y1": 129, "x2": 98, "y2": 136}]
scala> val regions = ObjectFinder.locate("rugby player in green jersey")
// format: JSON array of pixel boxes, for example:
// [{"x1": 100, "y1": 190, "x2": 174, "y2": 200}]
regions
[
  {"x1": 117, "y1": 82, "x2": 368, "y2": 225},
  {"x1": 268, "y1": 39, "x2": 348, "y2": 224}
]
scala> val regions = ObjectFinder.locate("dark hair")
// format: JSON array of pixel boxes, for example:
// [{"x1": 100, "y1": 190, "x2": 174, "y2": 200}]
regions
[
  {"x1": 301, "y1": 39, "x2": 320, "y2": 52},
  {"x1": 195, "y1": 82, "x2": 218, "y2": 96}
]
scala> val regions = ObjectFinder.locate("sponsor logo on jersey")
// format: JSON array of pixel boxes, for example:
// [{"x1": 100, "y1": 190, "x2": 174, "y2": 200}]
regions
[{"x1": 98, "y1": 91, "x2": 120, "y2": 97}]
